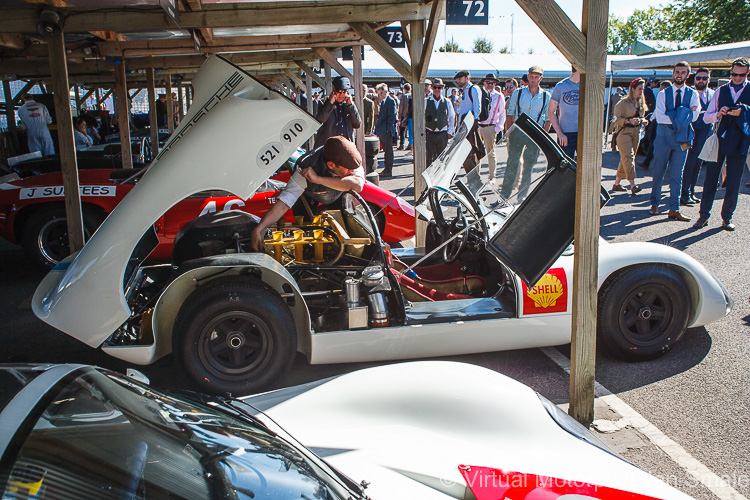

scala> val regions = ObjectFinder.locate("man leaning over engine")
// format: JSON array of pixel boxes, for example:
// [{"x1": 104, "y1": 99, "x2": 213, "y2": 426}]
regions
[{"x1": 251, "y1": 136, "x2": 365, "y2": 251}]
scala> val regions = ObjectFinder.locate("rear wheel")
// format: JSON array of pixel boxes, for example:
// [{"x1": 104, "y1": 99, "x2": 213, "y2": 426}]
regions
[
  {"x1": 173, "y1": 278, "x2": 297, "y2": 395},
  {"x1": 21, "y1": 205, "x2": 103, "y2": 270},
  {"x1": 597, "y1": 266, "x2": 690, "y2": 361}
]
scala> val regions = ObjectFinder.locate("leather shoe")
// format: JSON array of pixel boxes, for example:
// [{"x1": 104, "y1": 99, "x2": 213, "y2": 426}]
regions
[
  {"x1": 612, "y1": 184, "x2": 627, "y2": 192},
  {"x1": 690, "y1": 195, "x2": 701, "y2": 203},
  {"x1": 722, "y1": 220, "x2": 736, "y2": 231},
  {"x1": 649, "y1": 206, "x2": 659, "y2": 215},
  {"x1": 668, "y1": 211, "x2": 691, "y2": 222},
  {"x1": 380, "y1": 170, "x2": 392, "y2": 178},
  {"x1": 692, "y1": 216, "x2": 709, "y2": 229},
  {"x1": 679, "y1": 198, "x2": 695, "y2": 206},
  {"x1": 631, "y1": 185, "x2": 642, "y2": 194}
]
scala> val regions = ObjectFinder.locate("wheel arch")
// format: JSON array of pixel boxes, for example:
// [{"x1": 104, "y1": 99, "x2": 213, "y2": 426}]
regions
[{"x1": 151, "y1": 256, "x2": 312, "y2": 363}]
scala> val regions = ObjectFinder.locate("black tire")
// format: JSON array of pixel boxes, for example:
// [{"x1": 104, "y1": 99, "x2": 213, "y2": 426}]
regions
[
  {"x1": 365, "y1": 135, "x2": 380, "y2": 157},
  {"x1": 597, "y1": 265, "x2": 690, "y2": 361},
  {"x1": 173, "y1": 277, "x2": 297, "y2": 395},
  {"x1": 21, "y1": 205, "x2": 104, "y2": 271},
  {"x1": 366, "y1": 202, "x2": 386, "y2": 236}
]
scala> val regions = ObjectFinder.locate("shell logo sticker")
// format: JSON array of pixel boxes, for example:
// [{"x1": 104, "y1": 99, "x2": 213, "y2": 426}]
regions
[{"x1": 522, "y1": 268, "x2": 567, "y2": 314}]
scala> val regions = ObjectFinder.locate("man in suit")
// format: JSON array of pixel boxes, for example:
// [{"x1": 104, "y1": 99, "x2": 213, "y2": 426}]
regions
[
  {"x1": 680, "y1": 68, "x2": 714, "y2": 206},
  {"x1": 375, "y1": 83, "x2": 398, "y2": 177},
  {"x1": 693, "y1": 58, "x2": 750, "y2": 231},
  {"x1": 649, "y1": 61, "x2": 700, "y2": 221}
]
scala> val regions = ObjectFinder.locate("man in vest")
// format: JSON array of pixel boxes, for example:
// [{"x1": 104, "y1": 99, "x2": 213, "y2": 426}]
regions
[
  {"x1": 502, "y1": 65, "x2": 551, "y2": 202},
  {"x1": 18, "y1": 95, "x2": 55, "y2": 156},
  {"x1": 477, "y1": 73, "x2": 506, "y2": 181},
  {"x1": 649, "y1": 61, "x2": 700, "y2": 221},
  {"x1": 693, "y1": 58, "x2": 750, "y2": 231},
  {"x1": 250, "y1": 136, "x2": 365, "y2": 251},
  {"x1": 454, "y1": 70, "x2": 485, "y2": 173},
  {"x1": 424, "y1": 78, "x2": 456, "y2": 167},
  {"x1": 680, "y1": 68, "x2": 715, "y2": 206}
]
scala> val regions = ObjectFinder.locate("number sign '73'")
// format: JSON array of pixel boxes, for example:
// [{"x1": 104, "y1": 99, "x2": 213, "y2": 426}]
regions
[{"x1": 446, "y1": 0, "x2": 488, "y2": 25}]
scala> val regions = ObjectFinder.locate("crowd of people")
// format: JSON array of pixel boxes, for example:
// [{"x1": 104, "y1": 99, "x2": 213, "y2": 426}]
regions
[{"x1": 609, "y1": 58, "x2": 750, "y2": 232}]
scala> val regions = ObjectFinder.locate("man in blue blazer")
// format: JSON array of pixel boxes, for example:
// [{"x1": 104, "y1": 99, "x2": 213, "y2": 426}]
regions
[{"x1": 375, "y1": 83, "x2": 398, "y2": 177}]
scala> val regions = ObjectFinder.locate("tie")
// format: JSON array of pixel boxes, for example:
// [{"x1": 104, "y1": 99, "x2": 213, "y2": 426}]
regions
[{"x1": 675, "y1": 89, "x2": 682, "y2": 107}]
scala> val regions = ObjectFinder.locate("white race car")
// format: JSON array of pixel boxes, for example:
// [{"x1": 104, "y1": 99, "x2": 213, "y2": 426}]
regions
[
  {"x1": 33, "y1": 55, "x2": 732, "y2": 395},
  {"x1": 0, "y1": 362, "x2": 692, "y2": 500}
]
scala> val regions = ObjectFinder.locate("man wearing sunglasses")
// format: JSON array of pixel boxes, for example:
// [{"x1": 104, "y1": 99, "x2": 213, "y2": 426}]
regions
[
  {"x1": 693, "y1": 58, "x2": 750, "y2": 231},
  {"x1": 314, "y1": 76, "x2": 361, "y2": 149},
  {"x1": 681, "y1": 68, "x2": 714, "y2": 206},
  {"x1": 424, "y1": 78, "x2": 456, "y2": 167}
]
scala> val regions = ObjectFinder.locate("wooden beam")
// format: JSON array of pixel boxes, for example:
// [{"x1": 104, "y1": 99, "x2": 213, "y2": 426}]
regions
[
  {"x1": 114, "y1": 60, "x2": 133, "y2": 169},
  {"x1": 2, "y1": 80, "x2": 19, "y2": 151},
  {"x1": 0, "y1": 33, "x2": 27, "y2": 50},
  {"x1": 349, "y1": 22, "x2": 412, "y2": 81},
  {"x1": 568, "y1": 0, "x2": 608, "y2": 427},
  {"x1": 419, "y1": 0, "x2": 444, "y2": 84},
  {"x1": 48, "y1": 31, "x2": 84, "y2": 253},
  {"x1": 74, "y1": 84, "x2": 80, "y2": 110},
  {"x1": 313, "y1": 48, "x2": 353, "y2": 80},
  {"x1": 305, "y1": 70, "x2": 314, "y2": 150},
  {"x1": 79, "y1": 88, "x2": 95, "y2": 104},
  {"x1": 514, "y1": 0, "x2": 586, "y2": 73},
  {"x1": 295, "y1": 61, "x2": 325, "y2": 89},
  {"x1": 129, "y1": 88, "x2": 143, "y2": 99},
  {"x1": 400, "y1": 21, "x2": 411, "y2": 58},
  {"x1": 324, "y1": 62, "x2": 332, "y2": 95},
  {"x1": 283, "y1": 69, "x2": 305, "y2": 91},
  {"x1": 89, "y1": 30, "x2": 125, "y2": 42},
  {"x1": 165, "y1": 77, "x2": 174, "y2": 134},
  {"x1": 352, "y1": 43, "x2": 365, "y2": 161},
  {"x1": 177, "y1": 81, "x2": 184, "y2": 120},
  {"x1": 146, "y1": 67, "x2": 159, "y2": 157},
  {"x1": 97, "y1": 88, "x2": 113, "y2": 105},
  {"x1": 12, "y1": 81, "x2": 36, "y2": 105},
  {"x1": 0, "y1": 2, "x2": 434, "y2": 33},
  {"x1": 409, "y1": 20, "x2": 427, "y2": 245}
]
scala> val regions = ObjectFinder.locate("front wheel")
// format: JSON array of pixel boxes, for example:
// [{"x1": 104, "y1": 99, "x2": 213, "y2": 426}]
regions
[
  {"x1": 597, "y1": 266, "x2": 690, "y2": 361},
  {"x1": 173, "y1": 277, "x2": 297, "y2": 395}
]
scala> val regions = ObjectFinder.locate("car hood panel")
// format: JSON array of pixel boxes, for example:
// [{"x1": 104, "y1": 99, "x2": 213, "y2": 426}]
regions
[
  {"x1": 247, "y1": 361, "x2": 691, "y2": 500},
  {"x1": 33, "y1": 56, "x2": 319, "y2": 347}
]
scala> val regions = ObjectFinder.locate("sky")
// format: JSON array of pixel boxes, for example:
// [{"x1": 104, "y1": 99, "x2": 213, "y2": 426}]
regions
[{"x1": 438, "y1": 0, "x2": 665, "y2": 55}]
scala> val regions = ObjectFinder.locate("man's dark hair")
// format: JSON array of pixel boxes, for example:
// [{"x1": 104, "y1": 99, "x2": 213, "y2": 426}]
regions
[
  {"x1": 674, "y1": 61, "x2": 691, "y2": 71},
  {"x1": 731, "y1": 58, "x2": 749, "y2": 69},
  {"x1": 695, "y1": 67, "x2": 711, "y2": 76}
]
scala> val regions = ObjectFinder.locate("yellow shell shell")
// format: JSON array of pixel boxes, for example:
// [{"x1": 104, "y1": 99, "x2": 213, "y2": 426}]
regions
[{"x1": 527, "y1": 274, "x2": 564, "y2": 308}]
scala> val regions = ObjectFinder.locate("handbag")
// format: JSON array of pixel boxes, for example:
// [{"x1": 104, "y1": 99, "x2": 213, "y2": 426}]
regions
[{"x1": 699, "y1": 119, "x2": 721, "y2": 162}]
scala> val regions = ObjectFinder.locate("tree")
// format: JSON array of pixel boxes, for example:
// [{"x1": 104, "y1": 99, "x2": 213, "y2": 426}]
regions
[
  {"x1": 438, "y1": 38, "x2": 464, "y2": 53},
  {"x1": 473, "y1": 35, "x2": 493, "y2": 53}
]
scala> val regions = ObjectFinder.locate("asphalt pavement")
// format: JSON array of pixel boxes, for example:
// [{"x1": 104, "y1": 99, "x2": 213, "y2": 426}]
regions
[{"x1": 1, "y1": 139, "x2": 748, "y2": 499}]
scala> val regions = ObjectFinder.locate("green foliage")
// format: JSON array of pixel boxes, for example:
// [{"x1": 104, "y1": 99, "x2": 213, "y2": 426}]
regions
[
  {"x1": 473, "y1": 36, "x2": 494, "y2": 53},
  {"x1": 438, "y1": 38, "x2": 465, "y2": 53},
  {"x1": 498, "y1": 46, "x2": 509, "y2": 54},
  {"x1": 608, "y1": 0, "x2": 750, "y2": 54},
  {"x1": 528, "y1": 48, "x2": 535, "y2": 55}
]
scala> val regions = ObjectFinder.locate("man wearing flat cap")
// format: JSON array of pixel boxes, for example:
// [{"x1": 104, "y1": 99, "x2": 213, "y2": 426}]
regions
[
  {"x1": 503, "y1": 64, "x2": 551, "y2": 201},
  {"x1": 251, "y1": 136, "x2": 365, "y2": 251},
  {"x1": 424, "y1": 78, "x2": 456, "y2": 167},
  {"x1": 454, "y1": 69, "x2": 486, "y2": 172},
  {"x1": 314, "y1": 76, "x2": 361, "y2": 148},
  {"x1": 477, "y1": 73, "x2": 506, "y2": 180}
]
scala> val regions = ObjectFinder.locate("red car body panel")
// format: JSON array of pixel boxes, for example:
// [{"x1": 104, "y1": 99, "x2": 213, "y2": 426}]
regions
[{"x1": 0, "y1": 168, "x2": 414, "y2": 259}]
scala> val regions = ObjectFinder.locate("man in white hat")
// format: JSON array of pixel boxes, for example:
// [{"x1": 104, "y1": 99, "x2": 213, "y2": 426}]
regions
[{"x1": 477, "y1": 73, "x2": 506, "y2": 181}]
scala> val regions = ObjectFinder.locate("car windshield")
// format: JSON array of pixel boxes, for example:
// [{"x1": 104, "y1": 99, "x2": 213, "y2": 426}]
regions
[{"x1": 2, "y1": 369, "x2": 349, "y2": 500}]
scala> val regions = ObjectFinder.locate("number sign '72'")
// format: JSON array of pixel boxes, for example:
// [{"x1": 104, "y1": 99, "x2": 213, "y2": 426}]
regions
[{"x1": 446, "y1": 0, "x2": 488, "y2": 25}]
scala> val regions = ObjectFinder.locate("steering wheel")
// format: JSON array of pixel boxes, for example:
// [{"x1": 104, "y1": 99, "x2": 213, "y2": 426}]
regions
[{"x1": 428, "y1": 188, "x2": 479, "y2": 264}]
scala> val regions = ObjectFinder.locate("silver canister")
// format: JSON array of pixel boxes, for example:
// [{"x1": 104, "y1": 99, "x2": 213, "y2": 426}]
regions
[
  {"x1": 345, "y1": 277, "x2": 361, "y2": 307},
  {"x1": 368, "y1": 292, "x2": 390, "y2": 327}
]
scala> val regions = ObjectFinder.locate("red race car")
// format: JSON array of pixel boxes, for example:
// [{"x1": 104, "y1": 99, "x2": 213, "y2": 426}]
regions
[{"x1": 0, "y1": 166, "x2": 415, "y2": 270}]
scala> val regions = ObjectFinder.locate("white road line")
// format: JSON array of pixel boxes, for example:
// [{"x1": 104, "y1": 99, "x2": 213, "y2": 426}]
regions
[{"x1": 540, "y1": 347, "x2": 748, "y2": 500}]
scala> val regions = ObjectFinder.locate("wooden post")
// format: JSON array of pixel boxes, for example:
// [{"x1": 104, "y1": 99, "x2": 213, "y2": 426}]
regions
[
  {"x1": 324, "y1": 62, "x2": 332, "y2": 96},
  {"x1": 74, "y1": 84, "x2": 80, "y2": 112},
  {"x1": 352, "y1": 45, "x2": 365, "y2": 161},
  {"x1": 569, "y1": 0, "x2": 608, "y2": 427},
  {"x1": 177, "y1": 81, "x2": 184, "y2": 121},
  {"x1": 114, "y1": 60, "x2": 133, "y2": 169},
  {"x1": 47, "y1": 31, "x2": 84, "y2": 253},
  {"x1": 409, "y1": 20, "x2": 427, "y2": 245},
  {"x1": 146, "y1": 67, "x2": 159, "y2": 157},
  {"x1": 165, "y1": 76, "x2": 174, "y2": 134},
  {"x1": 2, "y1": 80, "x2": 19, "y2": 152},
  {"x1": 305, "y1": 71, "x2": 314, "y2": 151}
]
